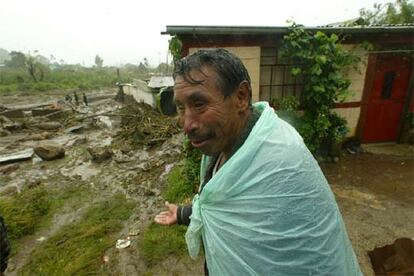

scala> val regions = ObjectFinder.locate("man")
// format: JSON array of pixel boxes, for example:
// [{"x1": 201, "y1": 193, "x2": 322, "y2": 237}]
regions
[
  {"x1": 155, "y1": 49, "x2": 362, "y2": 275},
  {"x1": 0, "y1": 216, "x2": 10, "y2": 276}
]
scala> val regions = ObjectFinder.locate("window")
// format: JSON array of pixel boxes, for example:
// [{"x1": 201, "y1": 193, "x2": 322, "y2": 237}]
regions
[
  {"x1": 381, "y1": 71, "x2": 396, "y2": 99},
  {"x1": 260, "y1": 47, "x2": 304, "y2": 106}
]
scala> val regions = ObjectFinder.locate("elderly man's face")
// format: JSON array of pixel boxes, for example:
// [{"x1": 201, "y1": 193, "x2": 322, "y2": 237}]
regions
[{"x1": 174, "y1": 66, "x2": 248, "y2": 156}]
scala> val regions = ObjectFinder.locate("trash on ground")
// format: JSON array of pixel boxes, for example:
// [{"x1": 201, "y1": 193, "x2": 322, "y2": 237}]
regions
[{"x1": 116, "y1": 237, "x2": 131, "y2": 249}]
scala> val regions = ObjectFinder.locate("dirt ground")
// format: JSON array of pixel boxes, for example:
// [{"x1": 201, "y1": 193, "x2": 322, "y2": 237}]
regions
[
  {"x1": 1, "y1": 90, "x2": 413, "y2": 275},
  {"x1": 322, "y1": 150, "x2": 414, "y2": 275}
]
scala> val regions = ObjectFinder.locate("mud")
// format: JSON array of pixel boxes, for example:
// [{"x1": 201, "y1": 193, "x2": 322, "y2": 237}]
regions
[
  {"x1": 1, "y1": 90, "x2": 413, "y2": 275},
  {"x1": 322, "y1": 152, "x2": 414, "y2": 275}
]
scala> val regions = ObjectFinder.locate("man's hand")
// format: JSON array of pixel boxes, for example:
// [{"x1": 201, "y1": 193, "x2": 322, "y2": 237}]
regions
[{"x1": 154, "y1": 201, "x2": 178, "y2": 226}]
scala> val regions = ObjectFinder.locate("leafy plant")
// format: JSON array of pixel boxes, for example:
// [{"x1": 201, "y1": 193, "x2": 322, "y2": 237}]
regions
[
  {"x1": 168, "y1": 36, "x2": 183, "y2": 64},
  {"x1": 280, "y1": 23, "x2": 355, "y2": 154}
]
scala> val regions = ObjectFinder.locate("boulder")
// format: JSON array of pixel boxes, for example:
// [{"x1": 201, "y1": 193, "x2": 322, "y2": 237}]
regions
[{"x1": 34, "y1": 142, "x2": 65, "y2": 161}]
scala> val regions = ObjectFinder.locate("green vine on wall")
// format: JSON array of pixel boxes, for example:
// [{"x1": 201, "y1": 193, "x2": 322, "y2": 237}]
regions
[
  {"x1": 168, "y1": 36, "x2": 183, "y2": 64},
  {"x1": 280, "y1": 23, "x2": 358, "y2": 154}
]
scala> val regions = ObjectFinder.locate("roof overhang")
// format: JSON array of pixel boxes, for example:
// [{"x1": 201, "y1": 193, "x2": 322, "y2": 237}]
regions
[{"x1": 162, "y1": 25, "x2": 414, "y2": 36}]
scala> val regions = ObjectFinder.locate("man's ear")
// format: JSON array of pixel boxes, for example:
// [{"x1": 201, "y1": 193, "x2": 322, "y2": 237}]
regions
[{"x1": 235, "y1": 80, "x2": 251, "y2": 112}]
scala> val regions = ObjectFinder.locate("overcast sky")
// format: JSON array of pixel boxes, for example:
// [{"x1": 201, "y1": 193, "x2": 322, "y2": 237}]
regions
[{"x1": 0, "y1": 0, "x2": 390, "y2": 67}]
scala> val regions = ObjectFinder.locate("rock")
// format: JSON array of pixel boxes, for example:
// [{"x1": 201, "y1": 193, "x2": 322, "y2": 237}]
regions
[
  {"x1": 0, "y1": 185, "x2": 18, "y2": 196},
  {"x1": 0, "y1": 163, "x2": 20, "y2": 174},
  {"x1": 87, "y1": 146, "x2": 113, "y2": 163},
  {"x1": 34, "y1": 142, "x2": 65, "y2": 161},
  {"x1": 36, "y1": 121, "x2": 62, "y2": 131}
]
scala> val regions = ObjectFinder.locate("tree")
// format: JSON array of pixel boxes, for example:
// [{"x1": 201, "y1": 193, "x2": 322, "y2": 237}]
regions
[
  {"x1": 359, "y1": 0, "x2": 414, "y2": 25},
  {"x1": 5, "y1": 51, "x2": 26, "y2": 68},
  {"x1": 95, "y1": 55, "x2": 103, "y2": 68},
  {"x1": 5, "y1": 51, "x2": 49, "y2": 82}
]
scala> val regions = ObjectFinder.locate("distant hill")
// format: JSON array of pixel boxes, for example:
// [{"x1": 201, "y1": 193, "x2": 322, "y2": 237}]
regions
[{"x1": 0, "y1": 48, "x2": 10, "y2": 64}]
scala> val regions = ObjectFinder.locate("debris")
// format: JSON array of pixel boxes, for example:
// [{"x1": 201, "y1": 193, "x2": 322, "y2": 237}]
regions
[
  {"x1": 87, "y1": 146, "x2": 113, "y2": 163},
  {"x1": 368, "y1": 238, "x2": 414, "y2": 275},
  {"x1": 32, "y1": 154, "x2": 43, "y2": 164},
  {"x1": 36, "y1": 236, "x2": 46, "y2": 242},
  {"x1": 164, "y1": 164, "x2": 174, "y2": 175},
  {"x1": 0, "y1": 148, "x2": 34, "y2": 164},
  {"x1": 102, "y1": 255, "x2": 109, "y2": 263},
  {"x1": 20, "y1": 132, "x2": 51, "y2": 142},
  {"x1": 65, "y1": 125, "x2": 84, "y2": 134},
  {"x1": 1, "y1": 109, "x2": 25, "y2": 118},
  {"x1": 0, "y1": 128, "x2": 11, "y2": 137},
  {"x1": 32, "y1": 106, "x2": 62, "y2": 117},
  {"x1": 34, "y1": 142, "x2": 65, "y2": 161},
  {"x1": 83, "y1": 93, "x2": 88, "y2": 106},
  {"x1": 0, "y1": 185, "x2": 18, "y2": 196},
  {"x1": 113, "y1": 103, "x2": 180, "y2": 149},
  {"x1": 27, "y1": 179, "x2": 41, "y2": 189},
  {"x1": 4, "y1": 121, "x2": 23, "y2": 132},
  {"x1": 36, "y1": 121, "x2": 62, "y2": 131},
  {"x1": 116, "y1": 237, "x2": 131, "y2": 249},
  {"x1": 0, "y1": 163, "x2": 20, "y2": 174}
]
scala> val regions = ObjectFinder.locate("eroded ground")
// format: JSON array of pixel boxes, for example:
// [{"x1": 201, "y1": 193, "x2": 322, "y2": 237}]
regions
[{"x1": 1, "y1": 90, "x2": 413, "y2": 275}]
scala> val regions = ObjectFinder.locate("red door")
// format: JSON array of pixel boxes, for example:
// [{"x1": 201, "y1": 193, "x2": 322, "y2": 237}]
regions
[{"x1": 362, "y1": 54, "x2": 413, "y2": 143}]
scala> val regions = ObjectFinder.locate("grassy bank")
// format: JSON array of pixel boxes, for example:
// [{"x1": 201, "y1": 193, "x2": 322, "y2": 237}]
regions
[
  {"x1": 19, "y1": 193, "x2": 134, "y2": 275},
  {"x1": 0, "y1": 184, "x2": 89, "y2": 251}
]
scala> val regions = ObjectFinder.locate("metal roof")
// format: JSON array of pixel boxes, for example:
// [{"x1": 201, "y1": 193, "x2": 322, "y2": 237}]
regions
[
  {"x1": 163, "y1": 24, "x2": 414, "y2": 35},
  {"x1": 148, "y1": 76, "x2": 174, "y2": 88}
]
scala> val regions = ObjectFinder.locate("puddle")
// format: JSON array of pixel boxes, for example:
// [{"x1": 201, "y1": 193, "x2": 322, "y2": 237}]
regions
[{"x1": 369, "y1": 238, "x2": 414, "y2": 275}]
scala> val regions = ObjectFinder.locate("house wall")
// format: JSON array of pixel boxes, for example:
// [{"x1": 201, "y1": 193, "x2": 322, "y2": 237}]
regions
[
  {"x1": 336, "y1": 45, "x2": 369, "y2": 136},
  {"x1": 123, "y1": 79, "x2": 156, "y2": 107},
  {"x1": 341, "y1": 45, "x2": 369, "y2": 103},
  {"x1": 332, "y1": 107, "x2": 361, "y2": 136},
  {"x1": 189, "y1": 46, "x2": 261, "y2": 102}
]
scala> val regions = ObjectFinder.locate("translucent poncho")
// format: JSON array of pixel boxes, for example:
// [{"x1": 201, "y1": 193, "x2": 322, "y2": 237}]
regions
[{"x1": 185, "y1": 102, "x2": 362, "y2": 276}]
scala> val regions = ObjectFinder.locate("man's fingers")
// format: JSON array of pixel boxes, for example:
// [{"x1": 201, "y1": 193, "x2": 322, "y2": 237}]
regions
[
  {"x1": 154, "y1": 215, "x2": 167, "y2": 225},
  {"x1": 158, "y1": 211, "x2": 170, "y2": 216}
]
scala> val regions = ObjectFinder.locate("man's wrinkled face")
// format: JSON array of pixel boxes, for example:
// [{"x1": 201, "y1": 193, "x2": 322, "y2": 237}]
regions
[{"x1": 174, "y1": 66, "x2": 245, "y2": 156}]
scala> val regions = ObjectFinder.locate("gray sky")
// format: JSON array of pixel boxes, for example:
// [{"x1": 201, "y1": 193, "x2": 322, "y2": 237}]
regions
[{"x1": 0, "y1": 0, "x2": 390, "y2": 67}]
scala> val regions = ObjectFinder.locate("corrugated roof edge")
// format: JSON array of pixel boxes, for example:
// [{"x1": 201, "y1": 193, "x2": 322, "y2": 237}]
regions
[{"x1": 162, "y1": 25, "x2": 414, "y2": 35}]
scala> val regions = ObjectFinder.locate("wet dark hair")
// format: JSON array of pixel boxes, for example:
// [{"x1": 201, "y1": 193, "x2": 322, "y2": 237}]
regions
[{"x1": 173, "y1": 48, "x2": 252, "y2": 100}]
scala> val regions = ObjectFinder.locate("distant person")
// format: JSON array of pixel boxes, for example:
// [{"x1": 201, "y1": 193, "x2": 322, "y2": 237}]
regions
[
  {"x1": 0, "y1": 216, "x2": 10, "y2": 276},
  {"x1": 154, "y1": 49, "x2": 362, "y2": 275}
]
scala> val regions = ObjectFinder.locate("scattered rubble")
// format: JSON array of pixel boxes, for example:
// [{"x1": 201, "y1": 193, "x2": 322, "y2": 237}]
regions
[
  {"x1": 0, "y1": 148, "x2": 34, "y2": 164},
  {"x1": 36, "y1": 121, "x2": 62, "y2": 131},
  {"x1": 0, "y1": 163, "x2": 20, "y2": 174},
  {"x1": 34, "y1": 142, "x2": 65, "y2": 161},
  {"x1": 87, "y1": 146, "x2": 113, "y2": 163}
]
